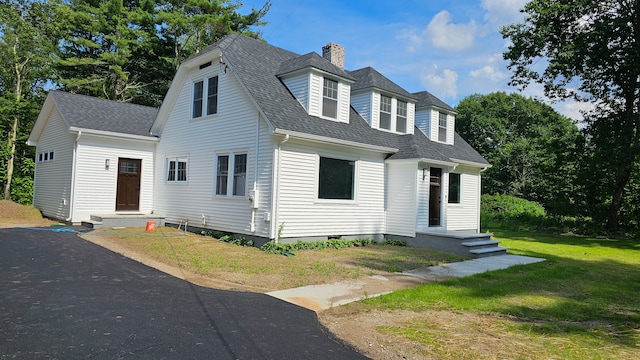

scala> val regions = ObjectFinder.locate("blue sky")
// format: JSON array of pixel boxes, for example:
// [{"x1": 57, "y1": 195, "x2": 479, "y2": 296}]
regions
[{"x1": 239, "y1": 0, "x2": 588, "y2": 120}]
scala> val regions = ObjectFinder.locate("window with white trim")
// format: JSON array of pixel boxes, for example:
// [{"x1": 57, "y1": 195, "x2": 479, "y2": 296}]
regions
[
  {"x1": 192, "y1": 76, "x2": 219, "y2": 119},
  {"x1": 318, "y1": 157, "x2": 355, "y2": 200},
  {"x1": 396, "y1": 100, "x2": 407, "y2": 133},
  {"x1": 322, "y1": 78, "x2": 338, "y2": 119},
  {"x1": 37, "y1": 151, "x2": 54, "y2": 162},
  {"x1": 438, "y1": 112, "x2": 447, "y2": 142},
  {"x1": 215, "y1": 152, "x2": 247, "y2": 197},
  {"x1": 379, "y1": 95, "x2": 392, "y2": 130},
  {"x1": 167, "y1": 157, "x2": 187, "y2": 182},
  {"x1": 448, "y1": 173, "x2": 461, "y2": 204}
]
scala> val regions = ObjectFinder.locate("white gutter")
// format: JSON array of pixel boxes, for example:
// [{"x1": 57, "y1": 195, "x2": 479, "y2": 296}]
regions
[
  {"x1": 271, "y1": 134, "x2": 289, "y2": 241},
  {"x1": 67, "y1": 131, "x2": 82, "y2": 222},
  {"x1": 450, "y1": 158, "x2": 492, "y2": 170},
  {"x1": 69, "y1": 127, "x2": 159, "y2": 143},
  {"x1": 274, "y1": 129, "x2": 398, "y2": 153}
]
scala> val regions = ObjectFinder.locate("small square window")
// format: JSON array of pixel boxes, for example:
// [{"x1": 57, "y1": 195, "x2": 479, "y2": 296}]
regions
[
  {"x1": 167, "y1": 157, "x2": 187, "y2": 182},
  {"x1": 318, "y1": 157, "x2": 355, "y2": 200}
]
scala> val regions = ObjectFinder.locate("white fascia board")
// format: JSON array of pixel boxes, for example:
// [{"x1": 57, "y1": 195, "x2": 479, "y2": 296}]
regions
[
  {"x1": 416, "y1": 104, "x2": 458, "y2": 115},
  {"x1": 27, "y1": 95, "x2": 59, "y2": 146},
  {"x1": 274, "y1": 129, "x2": 398, "y2": 153},
  {"x1": 69, "y1": 127, "x2": 159, "y2": 143},
  {"x1": 418, "y1": 158, "x2": 458, "y2": 168},
  {"x1": 450, "y1": 158, "x2": 492, "y2": 169}
]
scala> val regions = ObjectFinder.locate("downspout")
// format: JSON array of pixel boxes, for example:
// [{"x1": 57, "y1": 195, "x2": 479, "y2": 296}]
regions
[
  {"x1": 477, "y1": 167, "x2": 489, "y2": 233},
  {"x1": 67, "y1": 131, "x2": 81, "y2": 222},
  {"x1": 250, "y1": 114, "x2": 261, "y2": 233},
  {"x1": 271, "y1": 133, "x2": 289, "y2": 242}
]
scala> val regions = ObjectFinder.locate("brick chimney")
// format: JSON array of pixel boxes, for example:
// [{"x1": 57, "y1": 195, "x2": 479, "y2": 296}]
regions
[{"x1": 322, "y1": 43, "x2": 345, "y2": 69}]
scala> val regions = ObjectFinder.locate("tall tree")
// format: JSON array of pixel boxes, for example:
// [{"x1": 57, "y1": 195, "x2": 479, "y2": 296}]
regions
[
  {"x1": 0, "y1": 0, "x2": 57, "y2": 201},
  {"x1": 456, "y1": 92, "x2": 581, "y2": 216},
  {"x1": 502, "y1": 0, "x2": 640, "y2": 230}
]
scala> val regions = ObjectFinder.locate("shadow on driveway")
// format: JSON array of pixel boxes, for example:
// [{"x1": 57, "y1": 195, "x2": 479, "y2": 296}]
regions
[{"x1": 0, "y1": 228, "x2": 368, "y2": 359}]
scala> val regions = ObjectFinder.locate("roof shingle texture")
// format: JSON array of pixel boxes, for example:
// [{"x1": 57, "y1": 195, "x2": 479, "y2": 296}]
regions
[
  {"x1": 216, "y1": 34, "x2": 488, "y2": 165},
  {"x1": 49, "y1": 90, "x2": 158, "y2": 137}
]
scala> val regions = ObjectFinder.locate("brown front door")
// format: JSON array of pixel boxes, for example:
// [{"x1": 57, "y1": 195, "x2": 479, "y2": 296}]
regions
[
  {"x1": 116, "y1": 158, "x2": 141, "y2": 211},
  {"x1": 429, "y1": 167, "x2": 442, "y2": 226}
]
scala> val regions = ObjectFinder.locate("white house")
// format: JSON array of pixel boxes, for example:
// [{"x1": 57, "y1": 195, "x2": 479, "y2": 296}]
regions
[{"x1": 28, "y1": 34, "x2": 500, "y2": 256}]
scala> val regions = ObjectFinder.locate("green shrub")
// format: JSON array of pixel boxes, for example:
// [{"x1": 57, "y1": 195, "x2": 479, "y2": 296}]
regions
[
  {"x1": 260, "y1": 238, "x2": 374, "y2": 254},
  {"x1": 382, "y1": 238, "x2": 407, "y2": 246},
  {"x1": 481, "y1": 194, "x2": 546, "y2": 230},
  {"x1": 201, "y1": 230, "x2": 254, "y2": 247}
]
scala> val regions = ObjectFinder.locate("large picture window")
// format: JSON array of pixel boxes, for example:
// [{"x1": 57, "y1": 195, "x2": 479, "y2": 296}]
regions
[
  {"x1": 322, "y1": 78, "x2": 338, "y2": 119},
  {"x1": 216, "y1": 152, "x2": 247, "y2": 197},
  {"x1": 379, "y1": 95, "x2": 392, "y2": 130},
  {"x1": 167, "y1": 157, "x2": 187, "y2": 182},
  {"x1": 318, "y1": 157, "x2": 355, "y2": 200},
  {"x1": 448, "y1": 173, "x2": 460, "y2": 204}
]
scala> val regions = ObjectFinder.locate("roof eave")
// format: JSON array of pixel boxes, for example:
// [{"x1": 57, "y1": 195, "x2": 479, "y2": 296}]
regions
[
  {"x1": 69, "y1": 127, "x2": 159, "y2": 142},
  {"x1": 450, "y1": 158, "x2": 492, "y2": 169},
  {"x1": 274, "y1": 129, "x2": 398, "y2": 153}
]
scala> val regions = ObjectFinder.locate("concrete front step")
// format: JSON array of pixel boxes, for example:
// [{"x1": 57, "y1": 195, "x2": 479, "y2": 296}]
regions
[
  {"x1": 462, "y1": 239, "x2": 501, "y2": 248},
  {"x1": 82, "y1": 214, "x2": 165, "y2": 229},
  {"x1": 470, "y1": 246, "x2": 508, "y2": 257}
]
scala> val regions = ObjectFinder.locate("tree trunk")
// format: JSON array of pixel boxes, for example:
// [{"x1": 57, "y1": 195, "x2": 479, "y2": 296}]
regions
[
  {"x1": 606, "y1": 166, "x2": 632, "y2": 231},
  {"x1": 3, "y1": 116, "x2": 18, "y2": 200}
]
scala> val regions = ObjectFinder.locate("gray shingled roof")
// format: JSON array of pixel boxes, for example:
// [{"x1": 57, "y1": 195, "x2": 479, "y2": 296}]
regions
[
  {"x1": 349, "y1": 67, "x2": 416, "y2": 100},
  {"x1": 413, "y1": 90, "x2": 456, "y2": 112},
  {"x1": 217, "y1": 34, "x2": 488, "y2": 166},
  {"x1": 277, "y1": 52, "x2": 355, "y2": 81},
  {"x1": 49, "y1": 90, "x2": 158, "y2": 137}
]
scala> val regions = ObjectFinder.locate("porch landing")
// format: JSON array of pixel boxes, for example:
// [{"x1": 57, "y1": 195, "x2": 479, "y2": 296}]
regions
[
  {"x1": 403, "y1": 230, "x2": 507, "y2": 258},
  {"x1": 81, "y1": 214, "x2": 165, "y2": 229}
]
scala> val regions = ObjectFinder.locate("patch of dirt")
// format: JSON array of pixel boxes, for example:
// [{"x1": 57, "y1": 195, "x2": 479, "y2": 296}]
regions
[{"x1": 0, "y1": 200, "x2": 55, "y2": 228}]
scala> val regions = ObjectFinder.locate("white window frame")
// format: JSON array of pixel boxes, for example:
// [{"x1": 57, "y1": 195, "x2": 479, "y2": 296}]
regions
[
  {"x1": 315, "y1": 154, "x2": 358, "y2": 203},
  {"x1": 448, "y1": 172, "x2": 461, "y2": 204},
  {"x1": 192, "y1": 75, "x2": 219, "y2": 119},
  {"x1": 379, "y1": 94, "x2": 392, "y2": 130},
  {"x1": 396, "y1": 100, "x2": 407, "y2": 133},
  {"x1": 215, "y1": 151, "x2": 248, "y2": 198},
  {"x1": 166, "y1": 157, "x2": 188, "y2": 183},
  {"x1": 438, "y1": 112, "x2": 448, "y2": 142},
  {"x1": 322, "y1": 77, "x2": 339, "y2": 119},
  {"x1": 37, "y1": 151, "x2": 55, "y2": 162}
]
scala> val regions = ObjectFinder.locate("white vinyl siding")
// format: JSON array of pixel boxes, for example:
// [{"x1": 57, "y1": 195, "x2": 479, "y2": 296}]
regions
[
  {"x1": 276, "y1": 139, "x2": 385, "y2": 238},
  {"x1": 446, "y1": 166, "x2": 481, "y2": 231},
  {"x1": 415, "y1": 167, "x2": 430, "y2": 232},
  {"x1": 351, "y1": 92, "x2": 373, "y2": 126},
  {"x1": 414, "y1": 108, "x2": 431, "y2": 138},
  {"x1": 282, "y1": 74, "x2": 310, "y2": 111},
  {"x1": 32, "y1": 107, "x2": 74, "y2": 221},
  {"x1": 72, "y1": 136, "x2": 155, "y2": 223},
  {"x1": 385, "y1": 161, "x2": 418, "y2": 237},
  {"x1": 154, "y1": 62, "x2": 274, "y2": 238},
  {"x1": 307, "y1": 72, "x2": 350, "y2": 123}
]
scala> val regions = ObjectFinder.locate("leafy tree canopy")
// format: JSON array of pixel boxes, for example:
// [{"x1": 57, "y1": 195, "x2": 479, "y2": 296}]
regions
[{"x1": 501, "y1": 0, "x2": 640, "y2": 230}]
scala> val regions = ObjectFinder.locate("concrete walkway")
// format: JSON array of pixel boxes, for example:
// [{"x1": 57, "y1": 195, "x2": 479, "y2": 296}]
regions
[{"x1": 267, "y1": 254, "x2": 545, "y2": 312}]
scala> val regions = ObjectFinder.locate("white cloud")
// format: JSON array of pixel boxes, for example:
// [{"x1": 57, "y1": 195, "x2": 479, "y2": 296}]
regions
[
  {"x1": 555, "y1": 101, "x2": 596, "y2": 123},
  {"x1": 421, "y1": 65, "x2": 458, "y2": 99},
  {"x1": 481, "y1": 0, "x2": 528, "y2": 26},
  {"x1": 424, "y1": 11, "x2": 478, "y2": 51},
  {"x1": 470, "y1": 65, "x2": 508, "y2": 82}
]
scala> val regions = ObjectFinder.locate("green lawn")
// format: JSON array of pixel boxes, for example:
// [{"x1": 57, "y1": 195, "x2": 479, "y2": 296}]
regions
[{"x1": 356, "y1": 230, "x2": 640, "y2": 359}]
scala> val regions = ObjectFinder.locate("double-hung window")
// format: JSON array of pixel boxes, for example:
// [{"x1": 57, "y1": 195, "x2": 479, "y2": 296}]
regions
[
  {"x1": 396, "y1": 100, "x2": 407, "y2": 133},
  {"x1": 448, "y1": 173, "x2": 461, "y2": 204},
  {"x1": 322, "y1": 78, "x2": 338, "y2": 119},
  {"x1": 379, "y1": 95, "x2": 392, "y2": 130},
  {"x1": 438, "y1": 112, "x2": 447, "y2": 142},
  {"x1": 193, "y1": 76, "x2": 219, "y2": 118},
  {"x1": 167, "y1": 157, "x2": 187, "y2": 183},
  {"x1": 216, "y1": 153, "x2": 247, "y2": 197},
  {"x1": 318, "y1": 157, "x2": 355, "y2": 200}
]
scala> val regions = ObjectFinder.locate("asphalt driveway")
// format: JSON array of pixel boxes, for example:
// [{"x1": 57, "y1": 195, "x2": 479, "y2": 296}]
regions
[{"x1": 0, "y1": 228, "x2": 368, "y2": 359}]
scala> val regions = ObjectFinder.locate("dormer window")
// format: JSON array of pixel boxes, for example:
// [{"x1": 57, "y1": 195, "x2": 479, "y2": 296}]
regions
[
  {"x1": 322, "y1": 78, "x2": 338, "y2": 119},
  {"x1": 380, "y1": 95, "x2": 392, "y2": 130},
  {"x1": 438, "y1": 112, "x2": 447, "y2": 142},
  {"x1": 396, "y1": 100, "x2": 407, "y2": 133}
]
